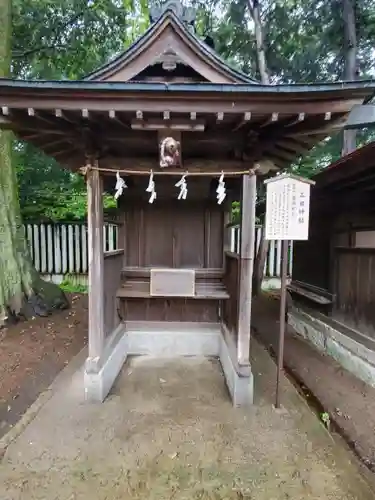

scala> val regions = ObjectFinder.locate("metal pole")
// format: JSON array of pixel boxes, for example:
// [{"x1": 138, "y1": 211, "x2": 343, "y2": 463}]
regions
[{"x1": 276, "y1": 239, "x2": 289, "y2": 409}]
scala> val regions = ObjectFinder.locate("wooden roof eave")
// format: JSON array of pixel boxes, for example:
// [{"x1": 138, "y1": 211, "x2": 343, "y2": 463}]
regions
[
  {"x1": 83, "y1": 10, "x2": 258, "y2": 84},
  {"x1": 0, "y1": 80, "x2": 373, "y2": 114},
  {"x1": 0, "y1": 80, "x2": 373, "y2": 174}
]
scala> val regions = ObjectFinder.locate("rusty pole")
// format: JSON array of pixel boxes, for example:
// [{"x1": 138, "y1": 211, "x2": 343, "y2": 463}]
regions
[{"x1": 276, "y1": 239, "x2": 289, "y2": 409}]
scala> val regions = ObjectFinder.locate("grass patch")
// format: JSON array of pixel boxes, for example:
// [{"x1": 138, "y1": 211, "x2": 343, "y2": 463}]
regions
[{"x1": 60, "y1": 275, "x2": 88, "y2": 294}]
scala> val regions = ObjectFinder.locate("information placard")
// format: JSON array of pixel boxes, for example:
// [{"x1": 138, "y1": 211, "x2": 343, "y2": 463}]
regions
[{"x1": 264, "y1": 174, "x2": 314, "y2": 241}]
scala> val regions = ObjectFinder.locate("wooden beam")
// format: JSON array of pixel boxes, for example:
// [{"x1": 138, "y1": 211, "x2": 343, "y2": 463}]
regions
[
  {"x1": 237, "y1": 173, "x2": 257, "y2": 367},
  {"x1": 285, "y1": 113, "x2": 305, "y2": 127},
  {"x1": 289, "y1": 122, "x2": 344, "y2": 136},
  {"x1": 55, "y1": 108, "x2": 77, "y2": 124},
  {"x1": 98, "y1": 157, "x2": 254, "y2": 173},
  {"x1": 269, "y1": 147, "x2": 297, "y2": 161},
  {"x1": 109, "y1": 109, "x2": 128, "y2": 128},
  {"x1": 131, "y1": 118, "x2": 205, "y2": 131},
  {"x1": 260, "y1": 112, "x2": 279, "y2": 127},
  {"x1": 86, "y1": 165, "x2": 105, "y2": 366},
  {"x1": 216, "y1": 112, "x2": 224, "y2": 123},
  {"x1": 53, "y1": 147, "x2": 80, "y2": 158},
  {"x1": 233, "y1": 112, "x2": 251, "y2": 131},
  {"x1": 42, "y1": 137, "x2": 71, "y2": 152},
  {"x1": 0, "y1": 95, "x2": 362, "y2": 115}
]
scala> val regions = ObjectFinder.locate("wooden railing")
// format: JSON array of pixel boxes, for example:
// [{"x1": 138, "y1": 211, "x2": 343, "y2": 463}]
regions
[{"x1": 222, "y1": 251, "x2": 239, "y2": 337}]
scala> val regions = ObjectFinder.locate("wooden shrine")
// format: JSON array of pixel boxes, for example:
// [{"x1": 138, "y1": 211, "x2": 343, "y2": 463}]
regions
[{"x1": 0, "y1": 0, "x2": 374, "y2": 404}]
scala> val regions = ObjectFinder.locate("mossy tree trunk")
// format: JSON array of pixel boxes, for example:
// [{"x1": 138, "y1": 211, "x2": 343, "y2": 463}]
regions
[{"x1": 0, "y1": 0, "x2": 68, "y2": 325}]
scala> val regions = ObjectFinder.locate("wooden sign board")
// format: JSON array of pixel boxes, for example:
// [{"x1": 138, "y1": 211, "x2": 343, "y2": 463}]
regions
[
  {"x1": 264, "y1": 173, "x2": 315, "y2": 241},
  {"x1": 150, "y1": 268, "x2": 195, "y2": 297}
]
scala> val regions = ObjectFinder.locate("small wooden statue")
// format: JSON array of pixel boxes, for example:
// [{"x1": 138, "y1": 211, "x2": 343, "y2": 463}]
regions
[{"x1": 159, "y1": 136, "x2": 181, "y2": 168}]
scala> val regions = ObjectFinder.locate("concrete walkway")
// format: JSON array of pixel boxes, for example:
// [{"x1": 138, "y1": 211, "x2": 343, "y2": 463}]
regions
[{"x1": 0, "y1": 339, "x2": 373, "y2": 500}]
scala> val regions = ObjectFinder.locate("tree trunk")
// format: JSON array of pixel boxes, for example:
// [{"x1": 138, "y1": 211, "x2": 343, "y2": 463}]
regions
[
  {"x1": 247, "y1": 0, "x2": 270, "y2": 84},
  {"x1": 247, "y1": 0, "x2": 269, "y2": 296},
  {"x1": 0, "y1": 0, "x2": 68, "y2": 325},
  {"x1": 342, "y1": 0, "x2": 357, "y2": 155}
]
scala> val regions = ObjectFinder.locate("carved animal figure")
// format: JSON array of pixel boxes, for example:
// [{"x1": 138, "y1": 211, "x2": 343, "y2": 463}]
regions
[{"x1": 159, "y1": 137, "x2": 181, "y2": 168}]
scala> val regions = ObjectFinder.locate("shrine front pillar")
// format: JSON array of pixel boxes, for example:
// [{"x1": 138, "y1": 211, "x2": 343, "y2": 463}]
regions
[
  {"x1": 84, "y1": 164, "x2": 106, "y2": 398},
  {"x1": 237, "y1": 173, "x2": 257, "y2": 367}
]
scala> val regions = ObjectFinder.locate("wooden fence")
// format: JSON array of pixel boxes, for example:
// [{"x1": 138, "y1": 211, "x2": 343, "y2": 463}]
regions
[
  {"x1": 230, "y1": 226, "x2": 293, "y2": 277},
  {"x1": 24, "y1": 223, "x2": 118, "y2": 280},
  {"x1": 24, "y1": 222, "x2": 292, "y2": 282}
]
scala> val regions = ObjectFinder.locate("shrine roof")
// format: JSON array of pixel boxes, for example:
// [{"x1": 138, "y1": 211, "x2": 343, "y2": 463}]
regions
[
  {"x1": 83, "y1": 7, "x2": 258, "y2": 85},
  {"x1": 313, "y1": 140, "x2": 375, "y2": 188},
  {"x1": 0, "y1": 78, "x2": 374, "y2": 95}
]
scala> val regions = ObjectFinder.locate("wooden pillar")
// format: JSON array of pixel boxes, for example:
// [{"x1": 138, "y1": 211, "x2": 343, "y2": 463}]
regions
[
  {"x1": 87, "y1": 166, "x2": 105, "y2": 362},
  {"x1": 237, "y1": 173, "x2": 257, "y2": 366}
]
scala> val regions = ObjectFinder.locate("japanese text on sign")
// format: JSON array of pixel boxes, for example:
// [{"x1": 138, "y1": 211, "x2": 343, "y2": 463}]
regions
[{"x1": 264, "y1": 175, "x2": 313, "y2": 241}]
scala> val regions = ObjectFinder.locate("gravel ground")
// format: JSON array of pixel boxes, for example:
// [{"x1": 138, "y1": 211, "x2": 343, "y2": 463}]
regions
[{"x1": 0, "y1": 337, "x2": 373, "y2": 499}]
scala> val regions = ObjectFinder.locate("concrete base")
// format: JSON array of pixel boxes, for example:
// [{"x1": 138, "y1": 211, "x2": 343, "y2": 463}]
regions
[
  {"x1": 84, "y1": 321, "x2": 254, "y2": 406},
  {"x1": 289, "y1": 308, "x2": 375, "y2": 388},
  {"x1": 126, "y1": 322, "x2": 221, "y2": 357},
  {"x1": 84, "y1": 325, "x2": 128, "y2": 402},
  {"x1": 219, "y1": 327, "x2": 254, "y2": 406}
]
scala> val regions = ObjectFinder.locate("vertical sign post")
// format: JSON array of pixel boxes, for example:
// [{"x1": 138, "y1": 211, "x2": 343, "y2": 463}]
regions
[{"x1": 264, "y1": 173, "x2": 315, "y2": 408}]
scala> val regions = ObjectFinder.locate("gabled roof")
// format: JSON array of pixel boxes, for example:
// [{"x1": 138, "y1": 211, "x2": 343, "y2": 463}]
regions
[{"x1": 84, "y1": 8, "x2": 258, "y2": 84}]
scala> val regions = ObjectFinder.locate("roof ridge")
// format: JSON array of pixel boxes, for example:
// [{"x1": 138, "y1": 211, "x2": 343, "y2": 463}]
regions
[{"x1": 83, "y1": 9, "x2": 259, "y2": 84}]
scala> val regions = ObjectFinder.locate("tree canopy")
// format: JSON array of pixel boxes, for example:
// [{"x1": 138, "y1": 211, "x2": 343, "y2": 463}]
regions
[{"x1": 10, "y1": 0, "x2": 375, "y2": 221}]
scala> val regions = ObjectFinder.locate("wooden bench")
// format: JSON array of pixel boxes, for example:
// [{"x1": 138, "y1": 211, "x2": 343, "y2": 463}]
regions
[
  {"x1": 287, "y1": 280, "x2": 335, "y2": 306},
  {"x1": 117, "y1": 267, "x2": 230, "y2": 300}
]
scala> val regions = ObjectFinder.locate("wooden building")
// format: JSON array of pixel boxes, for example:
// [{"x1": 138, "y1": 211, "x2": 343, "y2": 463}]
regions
[
  {"x1": 290, "y1": 141, "x2": 375, "y2": 386},
  {"x1": 0, "y1": 1, "x2": 374, "y2": 404}
]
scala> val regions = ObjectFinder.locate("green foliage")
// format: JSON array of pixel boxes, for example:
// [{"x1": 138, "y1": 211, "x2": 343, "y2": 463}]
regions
[
  {"x1": 14, "y1": 142, "x2": 116, "y2": 221},
  {"x1": 8, "y1": 0, "x2": 375, "y2": 222},
  {"x1": 11, "y1": 0, "x2": 149, "y2": 222},
  {"x1": 60, "y1": 276, "x2": 88, "y2": 294}
]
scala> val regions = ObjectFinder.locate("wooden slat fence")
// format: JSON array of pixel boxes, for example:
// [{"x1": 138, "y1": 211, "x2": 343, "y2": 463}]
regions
[
  {"x1": 230, "y1": 226, "x2": 293, "y2": 277},
  {"x1": 24, "y1": 222, "x2": 119, "y2": 275},
  {"x1": 24, "y1": 223, "x2": 292, "y2": 280}
]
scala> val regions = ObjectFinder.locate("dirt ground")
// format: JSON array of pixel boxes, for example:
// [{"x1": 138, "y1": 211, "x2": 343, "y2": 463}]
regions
[
  {"x1": 0, "y1": 293, "x2": 88, "y2": 438},
  {"x1": 0, "y1": 342, "x2": 374, "y2": 499},
  {"x1": 252, "y1": 292, "x2": 375, "y2": 476}
]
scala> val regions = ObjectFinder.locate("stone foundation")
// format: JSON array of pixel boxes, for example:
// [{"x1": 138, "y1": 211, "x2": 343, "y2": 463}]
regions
[{"x1": 289, "y1": 308, "x2": 375, "y2": 388}]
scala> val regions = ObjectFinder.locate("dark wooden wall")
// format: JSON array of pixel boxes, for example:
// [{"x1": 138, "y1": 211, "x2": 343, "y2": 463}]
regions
[
  {"x1": 333, "y1": 248, "x2": 375, "y2": 339},
  {"x1": 222, "y1": 252, "x2": 239, "y2": 337},
  {"x1": 292, "y1": 206, "x2": 333, "y2": 291},
  {"x1": 118, "y1": 298, "x2": 219, "y2": 322},
  {"x1": 103, "y1": 251, "x2": 124, "y2": 337},
  {"x1": 123, "y1": 201, "x2": 224, "y2": 269}
]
